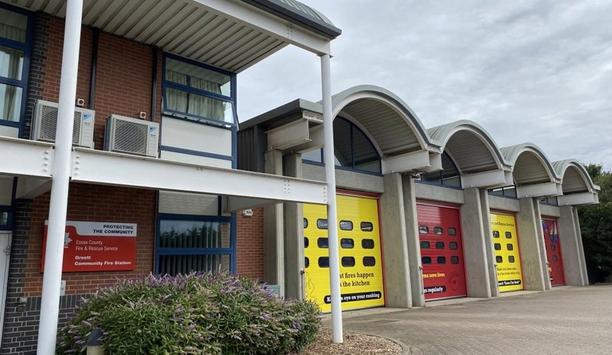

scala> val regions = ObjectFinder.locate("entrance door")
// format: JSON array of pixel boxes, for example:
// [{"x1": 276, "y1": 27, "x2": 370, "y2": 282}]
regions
[
  {"x1": 417, "y1": 203, "x2": 466, "y2": 300},
  {"x1": 0, "y1": 232, "x2": 11, "y2": 347},
  {"x1": 490, "y1": 213, "x2": 524, "y2": 292},
  {"x1": 542, "y1": 218, "x2": 565, "y2": 286},
  {"x1": 303, "y1": 193, "x2": 385, "y2": 312}
]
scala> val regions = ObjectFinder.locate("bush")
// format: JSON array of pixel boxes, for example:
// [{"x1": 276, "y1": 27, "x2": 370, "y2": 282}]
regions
[{"x1": 58, "y1": 273, "x2": 320, "y2": 354}]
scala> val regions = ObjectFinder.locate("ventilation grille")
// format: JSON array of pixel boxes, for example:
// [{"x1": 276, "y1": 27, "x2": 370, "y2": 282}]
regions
[
  {"x1": 38, "y1": 105, "x2": 81, "y2": 144},
  {"x1": 113, "y1": 119, "x2": 148, "y2": 155}
]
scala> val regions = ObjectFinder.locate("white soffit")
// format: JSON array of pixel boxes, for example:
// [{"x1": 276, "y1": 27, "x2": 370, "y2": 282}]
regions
[{"x1": 5, "y1": 0, "x2": 333, "y2": 71}]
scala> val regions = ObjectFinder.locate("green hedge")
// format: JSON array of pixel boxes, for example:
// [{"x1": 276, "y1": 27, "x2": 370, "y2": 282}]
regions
[{"x1": 58, "y1": 273, "x2": 320, "y2": 354}]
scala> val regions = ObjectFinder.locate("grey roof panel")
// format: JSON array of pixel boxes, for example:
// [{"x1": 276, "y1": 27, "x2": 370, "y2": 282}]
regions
[{"x1": 241, "y1": 0, "x2": 342, "y2": 39}]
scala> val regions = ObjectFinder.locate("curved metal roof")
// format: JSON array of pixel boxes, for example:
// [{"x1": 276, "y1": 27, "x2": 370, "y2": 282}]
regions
[
  {"x1": 552, "y1": 159, "x2": 599, "y2": 194},
  {"x1": 331, "y1": 85, "x2": 432, "y2": 156},
  {"x1": 242, "y1": 0, "x2": 342, "y2": 38},
  {"x1": 427, "y1": 120, "x2": 508, "y2": 174},
  {"x1": 501, "y1": 143, "x2": 558, "y2": 185}
]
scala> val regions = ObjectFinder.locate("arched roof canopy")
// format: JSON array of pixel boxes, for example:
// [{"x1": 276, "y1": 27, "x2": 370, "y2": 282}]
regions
[
  {"x1": 427, "y1": 120, "x2": 508, "y2": 175},
  {"x1": 331, "y1": 85, "x2": 432, "y2": 157},
  {"x1": 553, "y1": 159, "x2": 599, "y2": 194},
  {"x1": 501, "y1": 143, "x2": 558, "y2": 186}
]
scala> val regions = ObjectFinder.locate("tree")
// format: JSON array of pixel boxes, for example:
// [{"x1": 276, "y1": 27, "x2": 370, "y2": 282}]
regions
[{"x1": 578, "y1": 164, "x2": 612, "y2": 283}]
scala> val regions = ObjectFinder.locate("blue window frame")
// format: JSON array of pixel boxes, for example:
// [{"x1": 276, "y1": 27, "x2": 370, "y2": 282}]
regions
[
  {"x1": 162, "y1": 54, "x2": 237, "y2": 127},
  {"x1": 0, "y1": 4, "x2": 32, "y2": 133},
  {"x1": 302, "y1": 117, "x2": 382, "y2": 175},
  {"x1": 155, "y1": 213, "x2": 236, "y2": 275}
]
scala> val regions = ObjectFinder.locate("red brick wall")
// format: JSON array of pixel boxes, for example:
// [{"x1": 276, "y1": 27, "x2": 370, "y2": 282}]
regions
[
  {"x1": 42, "y1": 17, "x2": 157, "y2": 149},
  {"x1": 23, "y1": 183, "x2": 156, "y2": 296},
  {"x1": 236, "y1": 208, "x2": 264, "y2": 280}
]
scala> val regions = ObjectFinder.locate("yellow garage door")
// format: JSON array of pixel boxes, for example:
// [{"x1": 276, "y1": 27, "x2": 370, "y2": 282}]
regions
[
  {"x1": 490, "y1": 212, "x2": 524, "y2": 292},
  {"x1": 304, "y1": 194, "x2": 385, "y2": 312}
]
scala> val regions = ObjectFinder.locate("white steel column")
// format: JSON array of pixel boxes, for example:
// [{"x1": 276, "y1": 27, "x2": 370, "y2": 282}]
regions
[
  {"x1": 321, "y1": 53, "x2": 343, "y2": 343},
  {"x1": 37, "y1": 0, "x2": 83, "y2": 353}
]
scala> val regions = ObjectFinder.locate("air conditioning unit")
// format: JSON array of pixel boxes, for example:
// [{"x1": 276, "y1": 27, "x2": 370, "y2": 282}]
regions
[
  {"x1": 105, "y1": 114, "x2": 159, "y2": 157},
  {"x1": 32, "y1": 100, "x2": 95, "y2": 148}
]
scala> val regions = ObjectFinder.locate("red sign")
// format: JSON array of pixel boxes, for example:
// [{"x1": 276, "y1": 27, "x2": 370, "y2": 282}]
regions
[{"x1": 42, "y1": 221, "x2": 137, "y2": 272}]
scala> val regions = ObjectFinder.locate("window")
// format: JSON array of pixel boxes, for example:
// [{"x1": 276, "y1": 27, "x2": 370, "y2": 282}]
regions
[
  {"x1": 317, "y1": 238, "x2": 329, "y2": 248},
  {"x1": 362, "y1": 239, "x2": 375, "y2": 249},
  {"x1": 304, "y1": 237, "x2": 309, "y2": 248},
  {"x1": 508, "y1": 256, "x2": 515, "y2": 263},
  {"x1": 488, "y1": 186, "x2": 517, "y2": 199},
  {"x1": 0, "y1": 208, "x2": 11, "y2": 230},
  {"x1": 163, "y1": 56, "x2": 235, "y2": 125},
  {"x1": 0, "y1": 7, "x2": 29, "y2": 126},
  {"x1": 448, "y1": 227, "x2": 457, "y2": 236},
  {"x1": 494, "y1": 243, "x2": 501, "y2": 251},
  {"x1": 339, "y1": 220, "x2": 353, "y2": 231},
  {"x1": 363, "y1": 256, "x2": 376, "y2": 267},
  {"x1": 318, "y1": 257, "x2": 329, "y2": 268},
  {"x1": 420, "y1": 152, "x2": 461, "y2": 187},
  {"x1": 419, "y1": 226, "x2": 429, "y2": 234},
  {"x1": 341, "y1": 238, "x2": 354, "y2": 249},
  {"x1": 305, "y1": 257, "x2": 310, "y2": 268},
  {"x1": 449, "y1": 242, "x2": 458, "y2": 250},
  {"x1": 156, "y1": 216, "x2": 233, "y2": 275},
  {"x1": 496, "y1": 256, "x2": 503, "y2": 263},
  {"x1": 507, "y1": 243, "x2": 513, "y2": 251},
  {"x1": 434, "y1": 227, "x2": 443, "y2": 235},
  {"x1": 505, "y1": 231, "x2": 512, "y2": 239},
  {"x1": 420, "y1": 241, "x2": 430, "y2": 249},
  {"x1": 301, "y1": 117, "x2": 381, "y2": 174},
  {"x1": 437, "y1": 256, "x2": 446, "y2": 264},
  {"x1": 435, "y1": 241, "x2": 444, "y2": 249},
  {"x1": 493, "y1": 231, "x2": 500, "y2": 238},
  {"x1": 303, "y1": 218, "x2": 308, "y2": 229},
  {"x1": 360, "y1": 221, "x2": 374, "y2": 232},
  {"x1": 422, "y1": 256, "x2": 432, "y2": 264},
  {"x1": 451, "y1": 256, "x2": 460, "y2": 264},
  {"x1": 316, "y1": 219, "x2": 328, "y2": 230},
  {"x1": 342, "y1": 257, "x2": 356, "y2": 267}
]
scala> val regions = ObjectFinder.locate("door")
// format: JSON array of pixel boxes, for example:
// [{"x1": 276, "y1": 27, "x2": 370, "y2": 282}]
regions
[
  {"x1": 0, "y1": 232, "x2": 11, "y2": 347},
  {"x1": 303, "y1": 193, "x2": 385, "y2": 312},
  {"x1": 490, "y1": 213, "x2": 524, "y2": 292},
  {"x1": 417, "y1": 203, "x2": 466, "y2": 300},
  {"x1": 542, "y1": 218, "x2": 565, "y2": 286}
]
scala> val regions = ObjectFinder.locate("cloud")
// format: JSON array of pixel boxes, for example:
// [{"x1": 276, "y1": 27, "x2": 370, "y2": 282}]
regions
[{"x1": 237, "y1": 0, "x2": 612, "y2": 169}]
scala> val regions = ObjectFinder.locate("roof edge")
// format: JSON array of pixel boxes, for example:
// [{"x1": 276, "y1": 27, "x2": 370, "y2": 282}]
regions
[{"x1": 242, "y1": 0, "x2": 342, "y2": 39}]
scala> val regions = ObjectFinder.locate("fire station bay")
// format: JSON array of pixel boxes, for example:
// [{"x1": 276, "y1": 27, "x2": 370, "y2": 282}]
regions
[{"x1": 0, "y1": 0, "x2": 600, "y2": 352}]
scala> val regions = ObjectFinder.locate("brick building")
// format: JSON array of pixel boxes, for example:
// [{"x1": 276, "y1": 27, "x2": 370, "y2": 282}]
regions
[{"x1": 0, "y1": 1, "x2": 340, "y2": 353}]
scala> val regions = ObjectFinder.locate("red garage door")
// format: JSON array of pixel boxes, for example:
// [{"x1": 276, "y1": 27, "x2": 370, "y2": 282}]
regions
[
  {"x1": 417, "y1": 203, "x2": 466, "y2": 300},
  {"x1": 542, "y1": 218, "x2": 565, "y2": 286}
]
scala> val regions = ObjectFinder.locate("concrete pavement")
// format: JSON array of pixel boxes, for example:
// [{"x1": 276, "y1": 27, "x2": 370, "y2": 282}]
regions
[{"x1": 336, "y1": 285, "x2": 612, "y2": 354}]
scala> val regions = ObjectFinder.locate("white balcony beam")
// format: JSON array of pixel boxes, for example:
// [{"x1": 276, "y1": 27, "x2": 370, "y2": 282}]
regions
[
  {"x1": 0, "y1": 137, "x2": 53, "y2": 178},
  {"x1": 71, "y1": 148, "x2": 327, "y2": 205}
]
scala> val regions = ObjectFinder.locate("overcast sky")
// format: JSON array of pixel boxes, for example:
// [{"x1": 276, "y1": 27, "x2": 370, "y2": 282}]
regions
[{"x1": 237, "y1": 0, "x2": 612, "y2": 170}]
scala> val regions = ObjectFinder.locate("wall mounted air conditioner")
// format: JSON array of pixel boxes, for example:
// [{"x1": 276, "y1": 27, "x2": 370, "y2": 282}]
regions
[
  {"x1": 104, "y1": 114, "x2": 159, "y2": 157},
  {"x1": 32, "y1": 100, "x2": 95, "y2": 148}
]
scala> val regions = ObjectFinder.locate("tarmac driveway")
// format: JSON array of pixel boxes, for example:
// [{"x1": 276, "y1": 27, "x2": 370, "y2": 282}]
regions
[{"x1": 339, "y1": 285, "x2": 612, "y2": 354}]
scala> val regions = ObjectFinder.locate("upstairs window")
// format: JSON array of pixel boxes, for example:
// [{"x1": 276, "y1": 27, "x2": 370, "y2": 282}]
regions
[
  {"x1": 489, "y1": 185, "x2": 517, "y2": 199},
  {"x1": 163, "y1": 56, "x2": 235, "y2": 125},
  {"x1": 420, "y1": 152, "x2": 461, "y2": 188},
  {"x1": 0, "y1": 7, "x2": 29, "y2": 125},
  {"x1": 302, "y1": 117, "x2": 381, "y2": 174}
]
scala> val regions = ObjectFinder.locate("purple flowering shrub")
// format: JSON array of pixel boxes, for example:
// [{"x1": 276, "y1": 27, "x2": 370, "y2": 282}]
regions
[{"x1": 58, "y1": 273, "x2": 320, "y2": 354}]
